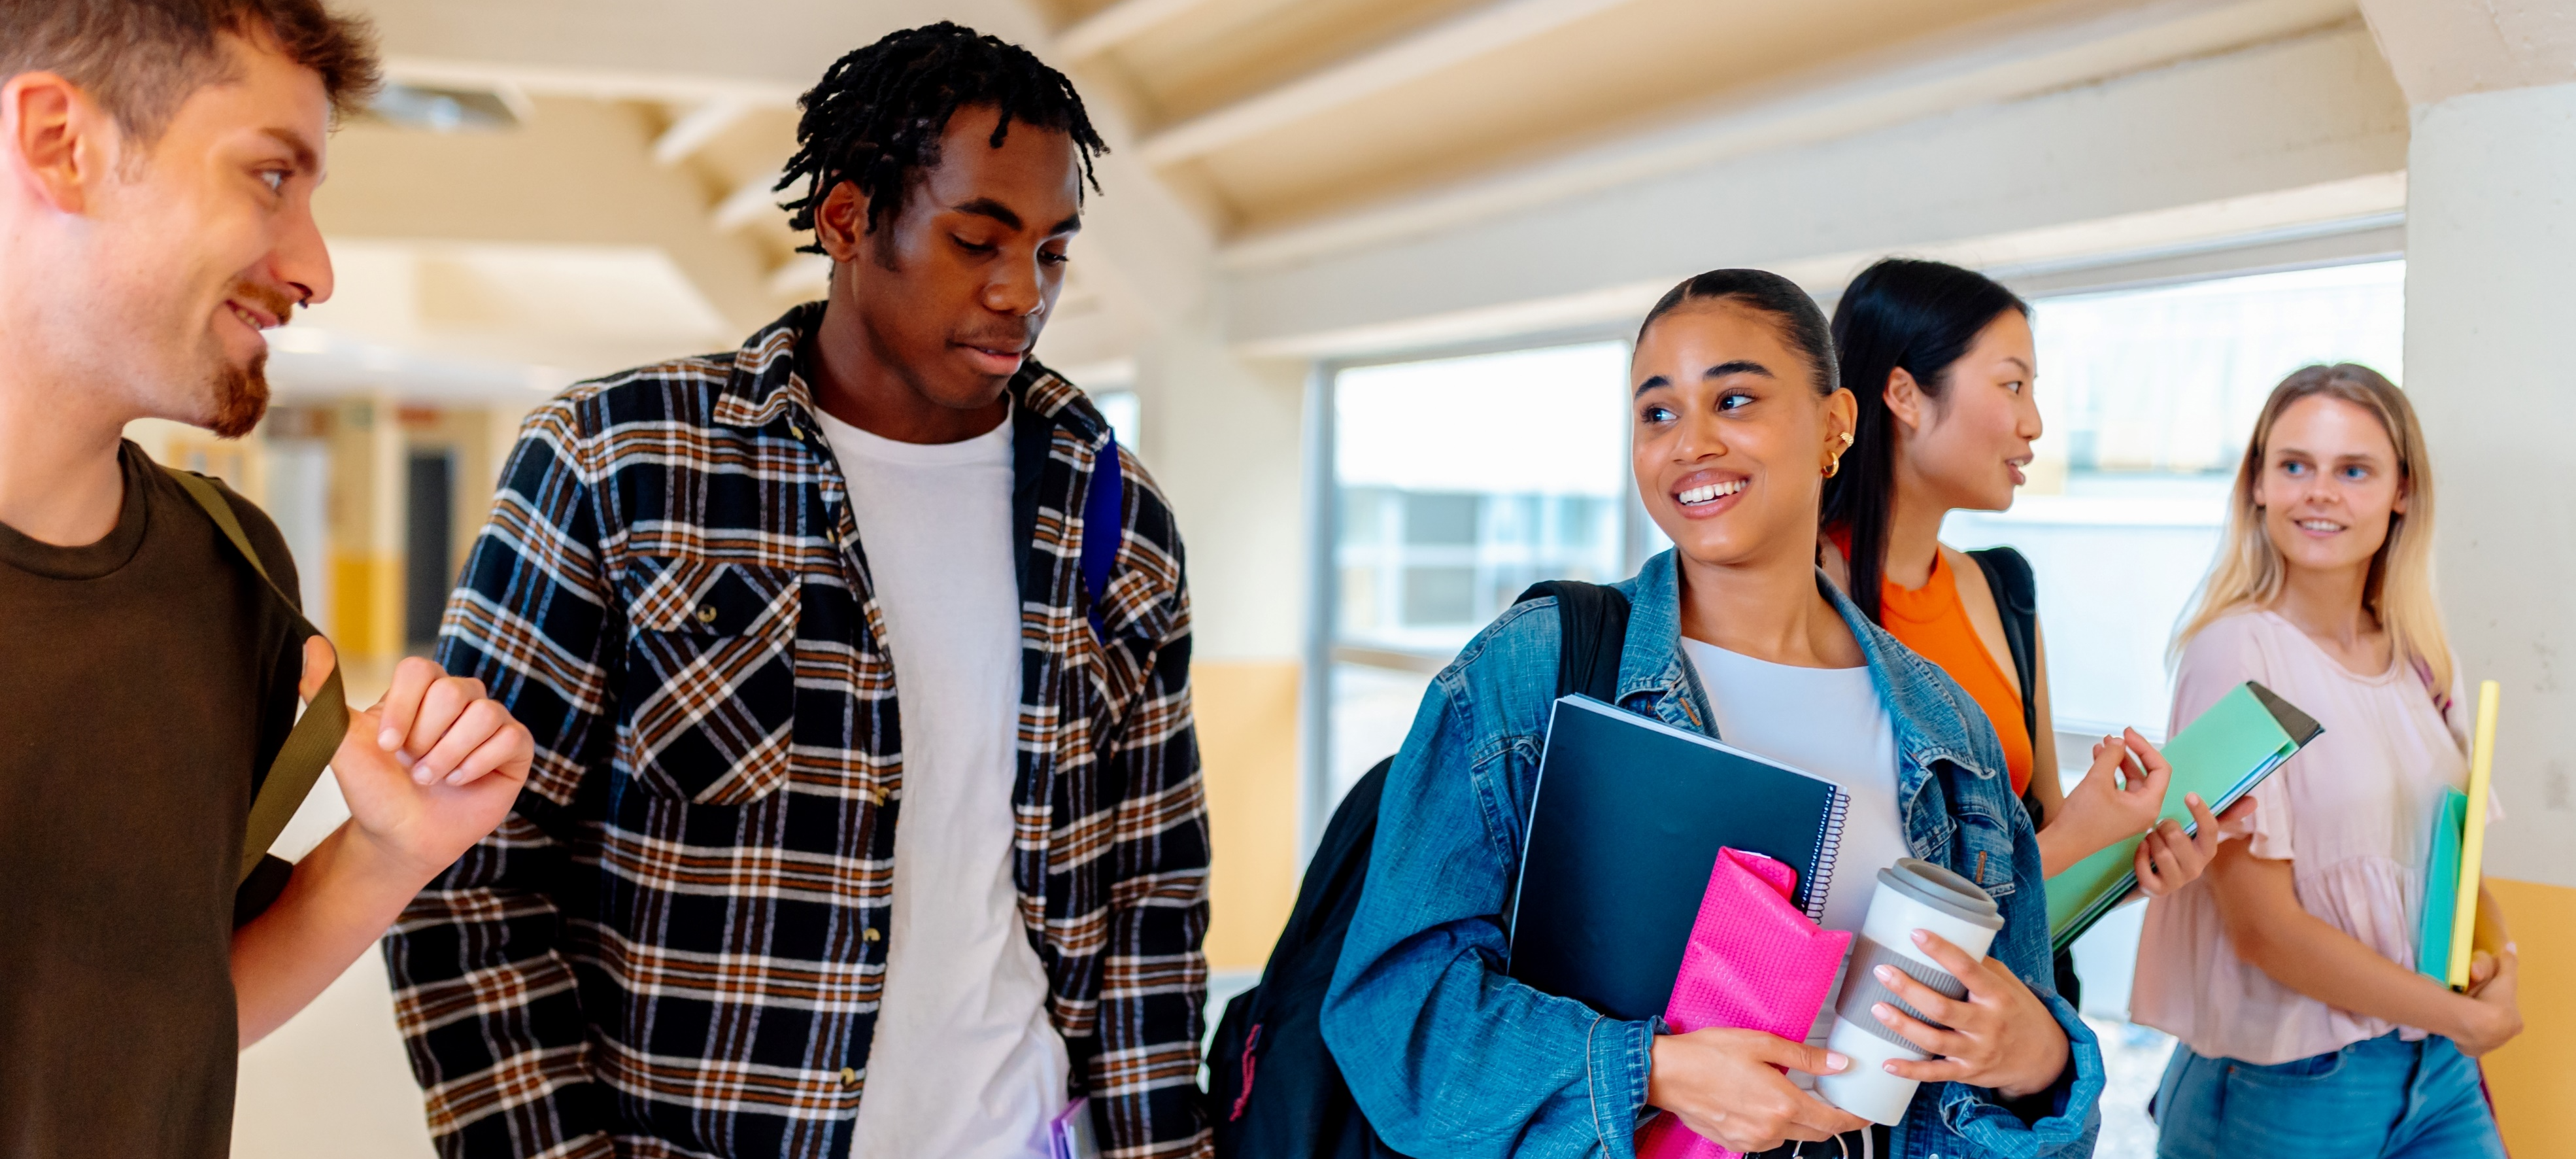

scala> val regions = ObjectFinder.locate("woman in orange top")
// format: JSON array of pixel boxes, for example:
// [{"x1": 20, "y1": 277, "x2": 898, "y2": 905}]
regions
[{"x1": 1819, "y1": 258, "x2": 2235, "y2": 899}]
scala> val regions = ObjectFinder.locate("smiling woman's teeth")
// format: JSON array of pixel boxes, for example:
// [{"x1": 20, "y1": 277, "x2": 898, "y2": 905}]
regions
[
  {"x1": 1677, "y1": 480, "x2": 1745, "y2": 506},
  {"x1": 2296, "y1": 519, "x2": 2343, "y2": 532}
]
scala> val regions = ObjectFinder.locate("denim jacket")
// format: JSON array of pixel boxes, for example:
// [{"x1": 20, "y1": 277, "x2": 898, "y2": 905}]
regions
[{"x1": 1321, "y1": 550, "x2": 2104, "y2": 1158}]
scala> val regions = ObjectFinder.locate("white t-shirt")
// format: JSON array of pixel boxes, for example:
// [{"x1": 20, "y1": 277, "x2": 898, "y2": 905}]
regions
[
  {"x1": 1682, "y1": 638, "x2": 1906, "y2": 1060},
  {"x1": 819, "y1": 404, "x2": 1069, "y2": 1159}
]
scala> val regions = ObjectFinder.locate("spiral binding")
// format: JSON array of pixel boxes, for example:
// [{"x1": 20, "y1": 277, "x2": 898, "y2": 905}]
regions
[{"x1": 1803, "y1": 786, "x2": 1851, "y2": 924}]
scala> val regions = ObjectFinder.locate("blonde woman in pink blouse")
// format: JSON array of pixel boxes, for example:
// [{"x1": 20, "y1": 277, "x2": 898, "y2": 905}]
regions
[{"x1": 2135, "y1": 364, "x2": 2522, "y2": 1158}]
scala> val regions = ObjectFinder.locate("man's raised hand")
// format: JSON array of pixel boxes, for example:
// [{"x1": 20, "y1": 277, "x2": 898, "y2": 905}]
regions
[{"x1": 301, "y1": 642, "x2": 533, "y2": 882}]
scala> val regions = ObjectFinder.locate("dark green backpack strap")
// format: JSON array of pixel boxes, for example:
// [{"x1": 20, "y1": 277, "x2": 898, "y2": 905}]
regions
[{"x1": 163, "y1": 466, "x2": 348, "y2": 884}]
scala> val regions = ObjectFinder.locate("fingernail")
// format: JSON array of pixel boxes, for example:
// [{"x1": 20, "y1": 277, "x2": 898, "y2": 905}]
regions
[
  {"x1": 2187, "y1": 792, "x2": 2203, "y2": 805},
  {"x1": 1873, "y1": 1003, "x2": 1894, "y2": 1021},
  {"x1": 1826, "y1": 1052, "x2": 1848, "y2": 1072},
  {"x1": 413, "y1": 767, "x2": 433, "y2": 785},
  {"x1": 379, "y1": 728, "x2": 400, "y2": 750},
  {"x1": 1911, "y1": 929, "x2": 1929, "y2": 945},
  {"x1": 446, "y1": 770, "x2": 470, "y2": 786},
  {"x1": 1885, "y1": 1061, "x2": 1902, "y2": 1073},
  {"x1": 1876, "y1": 965, "x2": 1896, "y2": 984}
]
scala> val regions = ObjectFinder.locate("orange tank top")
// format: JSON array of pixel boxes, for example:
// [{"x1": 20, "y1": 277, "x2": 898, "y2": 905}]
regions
[{"x1": 1872, "y1": 549, "x2": 2034, "y2": 796}]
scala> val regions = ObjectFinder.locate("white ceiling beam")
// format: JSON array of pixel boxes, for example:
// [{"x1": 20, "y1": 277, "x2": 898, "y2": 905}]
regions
[
  {"x1": 1215, "y1": 0, "x2": 2360, "y2": 270},
  {"x1": 313, "y1": 99, "x2": 785, "y2": 337},
  {"x1": 1056, "y1": 0, "x2": 1220, "y2": 61},
  {"x1": 1222, "y1": 24, "x2": 2409, "y2": 358},
  {"x1": 1137, "y1": 0, "x2": 1635, "y2": 166},
  {"x1": 712, "y1": 170, "x2": 787, "y2": 232},
  {"x1": 652, "y1": 99, "x2": 756, "y2": 167}
]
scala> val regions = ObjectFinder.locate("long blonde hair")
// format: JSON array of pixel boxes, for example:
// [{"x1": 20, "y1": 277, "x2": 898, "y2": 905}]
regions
[{"x1": 2172, "y1": 363, "x2": 2450, "y2": 691}]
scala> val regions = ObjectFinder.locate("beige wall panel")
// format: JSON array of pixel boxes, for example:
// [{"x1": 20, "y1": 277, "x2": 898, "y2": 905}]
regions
[
  {"x1": 1195, "y1": 659, "x2": 1302, "y2": 971},
  {"x1": 2484, "y1": 876, "x2": 2576, "y2": 1158}
]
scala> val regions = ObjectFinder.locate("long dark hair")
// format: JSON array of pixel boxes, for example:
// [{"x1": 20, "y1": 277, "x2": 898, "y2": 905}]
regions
[
  {"x1": 1639, "y1": 268, "x2": 1839, "y2": 396},
  {"x1": 1820, "y1": 258, "x2": 2029, "y2": 623}
]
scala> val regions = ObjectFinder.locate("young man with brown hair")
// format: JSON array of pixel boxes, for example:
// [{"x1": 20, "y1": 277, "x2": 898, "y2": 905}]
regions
[
  {"x1": 388, "y1": 23, "x2": 1210, "y2": 1159},
  {"x1": 0, "y1": 3, "x2": 537, "y2": 1154}
]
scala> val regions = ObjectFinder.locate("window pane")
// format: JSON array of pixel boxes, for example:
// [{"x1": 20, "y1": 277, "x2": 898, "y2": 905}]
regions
[
  {"x1": 1332, "y1": 341, "x2": 1630, "y2": 655},
  {"x1": 1325, "y1": 340, "x2": 1632, "y2": 810},
  {"x1": 1401, "y1": 492, "x2": 1480, "y2": 545}
]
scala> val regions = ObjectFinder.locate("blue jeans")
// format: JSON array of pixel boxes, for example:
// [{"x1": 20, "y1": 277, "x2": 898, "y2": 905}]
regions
[{"x1": 2152, "y1": 1033, "x2": 2505, "y2": 1159}]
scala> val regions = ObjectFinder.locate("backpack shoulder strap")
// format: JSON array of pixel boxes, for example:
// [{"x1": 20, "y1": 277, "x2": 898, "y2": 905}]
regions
[
  {"x1": 1965, "y1": 547, "x2": 2039, "y2": 738},
  {"x1": 163, "y1": 466, "x2": 348, "y2": 884},
  {"x1": 1513, "y1": 580, "x2": 1633, "y2": 703},
  {"x1": 1967, "y1": 545, "x2": 2050, "y2": 825},
  {"x1": 1081, "y1": 436, "x2": 1122, "y2": 641}
]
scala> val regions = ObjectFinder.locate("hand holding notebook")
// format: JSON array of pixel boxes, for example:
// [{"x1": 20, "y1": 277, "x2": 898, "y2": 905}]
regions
[
  {"x1": 1508, "y1": 696, "x2": 1851, "y2": 1023},
  {"x1": 2046, "y1": 682, "x2": 2322, "y2": 951}
]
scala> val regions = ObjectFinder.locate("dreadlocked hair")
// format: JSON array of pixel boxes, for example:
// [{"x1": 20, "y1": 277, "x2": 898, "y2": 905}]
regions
[{"x1": 777, "y1": 22, "x2": 1106, "y2": 254}]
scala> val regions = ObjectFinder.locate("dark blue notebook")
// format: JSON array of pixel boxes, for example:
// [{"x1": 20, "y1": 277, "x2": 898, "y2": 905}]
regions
[{"x1": 1506, "y1": 695, "x2": 1851, "y2": 1023}]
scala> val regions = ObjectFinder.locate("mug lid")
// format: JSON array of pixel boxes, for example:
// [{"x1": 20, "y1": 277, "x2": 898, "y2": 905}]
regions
[{"x1": 1878, "y1": 857, "x2": 2004, "y2": 929}]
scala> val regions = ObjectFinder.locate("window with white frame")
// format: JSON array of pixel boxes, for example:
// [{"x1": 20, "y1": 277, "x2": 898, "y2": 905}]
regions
[{"x1": 1321, "y1": 341, "x2": 1635, "y2": 806}]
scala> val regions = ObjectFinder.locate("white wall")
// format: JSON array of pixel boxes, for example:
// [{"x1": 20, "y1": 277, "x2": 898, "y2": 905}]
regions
[
  {"x1": 1134, "y1": 307, "x2": 1312, "y2": 663},
  {"x1": 2400, "y1": 78, "x2": 2576, "y2": 890}
]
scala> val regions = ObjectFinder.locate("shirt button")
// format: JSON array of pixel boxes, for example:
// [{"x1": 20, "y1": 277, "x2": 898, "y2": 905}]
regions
[
  {"x1": 696, "y1": 604, "x2": 719, "y2": 625},
  {"x1": 864, "y1": 928, "x2": 882, "y2": 943},
  {"x1": 839, "y1": 1067, "x2": 858, "y2": 1086},
  {"x1": 788, "y1": 420, "x2": 806, "y2": 440}
]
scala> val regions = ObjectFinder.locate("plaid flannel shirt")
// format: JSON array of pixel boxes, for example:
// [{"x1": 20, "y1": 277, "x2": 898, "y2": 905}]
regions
[{"x1": 385, "y1": 303, "x2": 1210, "y2": 1159}]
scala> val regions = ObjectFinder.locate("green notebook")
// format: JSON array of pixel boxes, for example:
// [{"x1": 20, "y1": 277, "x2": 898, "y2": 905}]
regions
[
  {"x1": 2415, "y1": 787, "x2": 2469, "y2": 980},
  {"x1": 2046, "y1": 682, "x2": 2324, "y2": 952}
]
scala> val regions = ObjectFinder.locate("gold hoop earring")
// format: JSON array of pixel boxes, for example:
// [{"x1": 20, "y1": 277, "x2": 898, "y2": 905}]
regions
[{"x1": 1823, "y1": 454, "x2": 1844, "y2": 479}]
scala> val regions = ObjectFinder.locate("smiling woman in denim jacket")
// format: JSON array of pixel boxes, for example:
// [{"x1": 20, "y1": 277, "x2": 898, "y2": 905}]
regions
[{"x1": 1320, "y1": 269, "x2": 2105, "y2": 1158}]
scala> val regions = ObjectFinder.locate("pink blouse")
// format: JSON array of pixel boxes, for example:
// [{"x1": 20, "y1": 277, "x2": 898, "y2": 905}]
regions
[{"x1": 2129, "y1": 608, "x2": 2495, "y2": 1064}]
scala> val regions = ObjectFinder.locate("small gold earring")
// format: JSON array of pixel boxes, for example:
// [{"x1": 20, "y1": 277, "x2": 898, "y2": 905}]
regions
[
  {"x1": 1838, "y1": 431, "x2": 1855, "y2": 449},
  {"x1": 1823, "y1": 454, "x2": 1844, "y2": 479}
]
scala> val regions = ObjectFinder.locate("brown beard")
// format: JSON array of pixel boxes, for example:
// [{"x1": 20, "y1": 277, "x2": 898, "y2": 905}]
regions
[
  {"x1": 205, "y1": 280, "x2": 294, "y2": 438},
  {"x1": 207, "y1": 353, "x2": 271, "y2": 439}
]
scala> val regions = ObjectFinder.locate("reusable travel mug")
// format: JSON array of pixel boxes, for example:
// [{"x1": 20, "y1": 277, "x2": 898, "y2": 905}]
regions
[{"x1": 1813, "y1": 858, "x2": 2006, "y2": 1126}]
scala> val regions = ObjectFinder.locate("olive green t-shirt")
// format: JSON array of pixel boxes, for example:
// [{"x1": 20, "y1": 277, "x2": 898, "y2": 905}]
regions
[{"x1": 0, "y1": 441, "x2": 303, "y2": 1159}]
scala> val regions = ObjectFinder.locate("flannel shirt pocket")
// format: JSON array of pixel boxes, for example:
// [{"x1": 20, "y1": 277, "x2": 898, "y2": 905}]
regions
[{"x1": 618, "y1": 555, "x2": 801, "y2": 805}]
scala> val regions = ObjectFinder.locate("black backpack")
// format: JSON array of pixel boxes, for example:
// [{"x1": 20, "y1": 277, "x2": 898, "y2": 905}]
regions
[{"x1": 1207, "y1": 581, "x2": 1632, "y2": 1159}]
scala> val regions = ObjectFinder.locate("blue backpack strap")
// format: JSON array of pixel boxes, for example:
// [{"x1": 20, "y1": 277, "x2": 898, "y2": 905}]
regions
[{"x1": 1081, "y1": 435, "x2": 1122, "y2": 640}]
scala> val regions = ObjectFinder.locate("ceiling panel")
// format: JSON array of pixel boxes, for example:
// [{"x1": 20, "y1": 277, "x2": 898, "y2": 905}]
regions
[
  {"x1": 1101, "y1": 0, "x2": 1485, "y2": 124},
  {"x1": 1181, "y1": 0, "x2": 2058, "y2": 229}
]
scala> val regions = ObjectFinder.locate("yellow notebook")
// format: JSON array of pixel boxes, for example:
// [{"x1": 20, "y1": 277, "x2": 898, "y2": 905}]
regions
[{"x1": 2443, "y1": 681, "x2": 2500, "y2": 990}]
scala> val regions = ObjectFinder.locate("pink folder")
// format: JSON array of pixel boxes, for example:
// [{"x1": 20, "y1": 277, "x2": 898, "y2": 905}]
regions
[{"x1": 1635, "y1": 848, "x2": 1853, "y2": 1159}]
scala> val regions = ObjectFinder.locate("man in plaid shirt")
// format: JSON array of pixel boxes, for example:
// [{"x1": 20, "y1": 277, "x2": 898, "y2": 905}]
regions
[{"x1": 386, "y1": 24, "x2": 1209, "y2": 1159}]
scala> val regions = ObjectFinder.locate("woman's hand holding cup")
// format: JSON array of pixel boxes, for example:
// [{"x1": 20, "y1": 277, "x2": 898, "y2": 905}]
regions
[{"x1": 1869, "y1": 929, "x2": 2069, "y2": 1099}]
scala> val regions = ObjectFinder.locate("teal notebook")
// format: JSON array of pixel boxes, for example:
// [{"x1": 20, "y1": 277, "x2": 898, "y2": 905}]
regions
[
  {"x1": 2046, "y1": 682, "x2": 2324, "y2": 952},
  {"x1": 2415, "y1": 788, "x2": 2469, "y2": 979}
]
